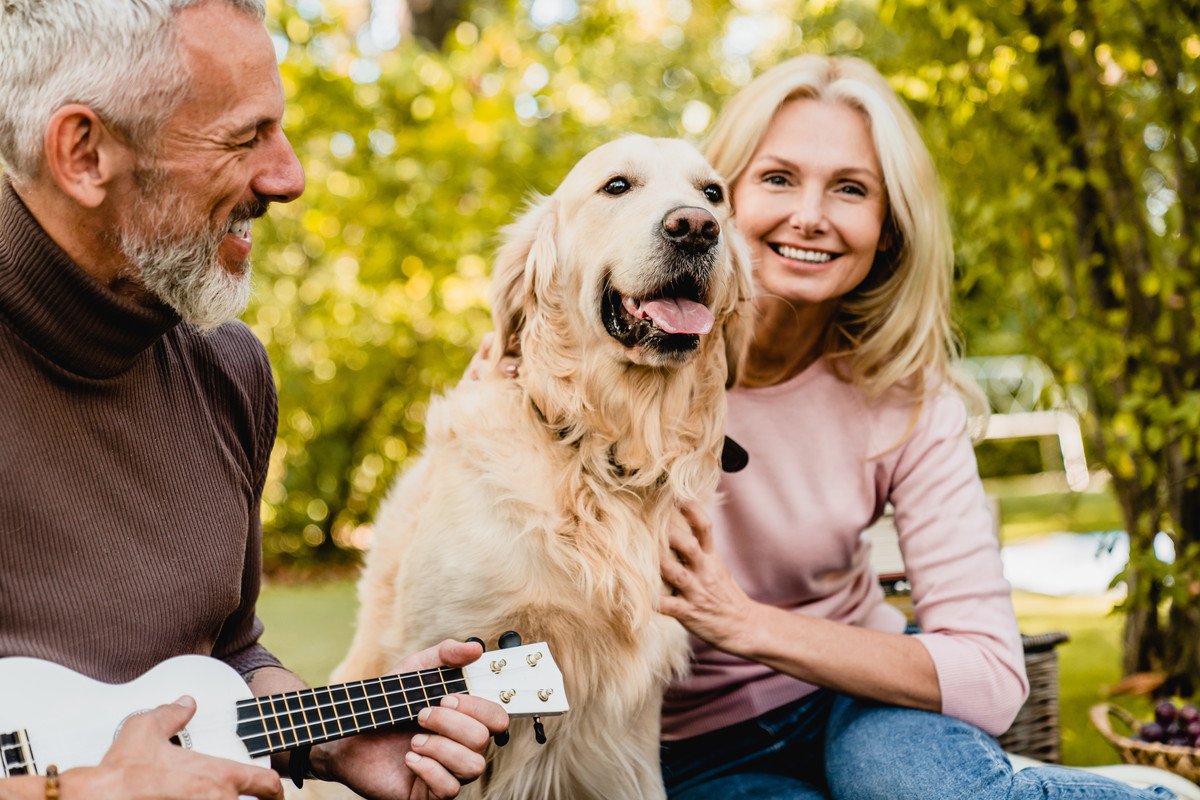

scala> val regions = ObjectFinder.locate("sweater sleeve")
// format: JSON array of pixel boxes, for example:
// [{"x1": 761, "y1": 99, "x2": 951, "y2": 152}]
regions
[
  {"x1": 211, "y1": 327, "x2": 283, "y2": 677},
  {"x1": 887, "y1": 391, "x2": 1028, "y2": 735}
]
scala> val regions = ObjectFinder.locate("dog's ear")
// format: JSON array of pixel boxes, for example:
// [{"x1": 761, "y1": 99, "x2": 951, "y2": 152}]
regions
[
  {"x1": 489, "y1": 194, "x2": 558, "y2": 366},
  {"x1": 721, "y1": 229, "x2": 757, "y2": 389}
]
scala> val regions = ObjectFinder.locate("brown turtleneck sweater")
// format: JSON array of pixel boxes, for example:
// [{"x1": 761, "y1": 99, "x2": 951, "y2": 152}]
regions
[{"x1": 0, "y1": 181, "x2": 281, "y2": 683}]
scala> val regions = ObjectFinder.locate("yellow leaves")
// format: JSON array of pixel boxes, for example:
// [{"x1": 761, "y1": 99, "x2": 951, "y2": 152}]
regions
[
  {"x1": 404, "y1": 270, "x2": 434, "y2": 301},
  {"x1": 1185, "y1": 36, "x2": 1200, "y2": 60},
  {"x1": 455, "y1": 22, "x2": 480, "y2": 47},
  {"x1": 401, "y1": 255, "x2": 424, "y2": 277},
  {"x1": 1140, "y1": 272, "x2": 1162, "y2": 298},
  {"x1": 286, "y1": 17, "x2": 311, "y2": 44},
  {"x1": 410, "y1": 96, "x2": 436, "y2": 120},
  {"x1": 325, "y1": 171, "x2": 360, "y2": 198}
]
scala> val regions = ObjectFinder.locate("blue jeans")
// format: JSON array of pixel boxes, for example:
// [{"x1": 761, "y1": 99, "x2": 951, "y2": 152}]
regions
[{"x1": 661, "y1": 692, "x2": 1176, "y2": 800}]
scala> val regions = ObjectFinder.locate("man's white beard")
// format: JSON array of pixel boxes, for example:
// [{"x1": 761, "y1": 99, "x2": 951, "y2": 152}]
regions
[{"x1": 118, "y1": 183, "x2": 253, "y2": 333}]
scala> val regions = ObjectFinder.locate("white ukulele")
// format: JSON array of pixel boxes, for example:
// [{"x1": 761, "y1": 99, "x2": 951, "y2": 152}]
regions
[{"x1": 0, "y1": 642, "x2": 567, "y2": 779}]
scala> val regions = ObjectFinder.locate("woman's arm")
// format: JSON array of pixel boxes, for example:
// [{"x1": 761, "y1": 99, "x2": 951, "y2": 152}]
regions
[
  {"x1": 661, "y1": 390, "x2": 1028, "y2": 735},
  {"x1": 659, "y1": 503, "x2": 941, "y2": 712}
]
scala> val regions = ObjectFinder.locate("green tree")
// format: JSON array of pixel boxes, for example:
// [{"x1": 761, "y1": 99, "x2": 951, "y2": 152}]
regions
[{"x1": 882, "y1": 0, "x2": 1199, "y2": 688}]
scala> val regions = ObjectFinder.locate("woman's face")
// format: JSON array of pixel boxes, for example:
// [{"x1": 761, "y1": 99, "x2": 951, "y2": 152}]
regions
[{"x1": 732, "y1": 98, "x2": 889, "y2": 312}]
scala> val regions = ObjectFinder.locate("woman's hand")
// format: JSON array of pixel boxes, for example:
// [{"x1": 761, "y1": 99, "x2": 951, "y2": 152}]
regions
[
  {"x1": 658, "y1": 502, "x2": 759, "y2": 656},
  {"x1": 461, "y1": 332, "x2": 520, "y2": 383}
]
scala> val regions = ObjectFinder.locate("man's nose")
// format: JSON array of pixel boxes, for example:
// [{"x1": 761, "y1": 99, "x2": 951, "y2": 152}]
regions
[{"x1": 254, "y1": 127, "x2": 305, "y2": 204}]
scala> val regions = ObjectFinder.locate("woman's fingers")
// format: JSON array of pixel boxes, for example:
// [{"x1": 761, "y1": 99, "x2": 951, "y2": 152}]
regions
[{"x1": 678, "y1": 502, "x2": 714, "y2": 552}]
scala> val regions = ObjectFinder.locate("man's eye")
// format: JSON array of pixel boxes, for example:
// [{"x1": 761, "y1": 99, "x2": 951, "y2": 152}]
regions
[
  {"x1": 603, "y1": 177, "x2": 631, "y2": 195},
  {"x1": 703, "y1": 184, "x2": 724, "y2": 203}
]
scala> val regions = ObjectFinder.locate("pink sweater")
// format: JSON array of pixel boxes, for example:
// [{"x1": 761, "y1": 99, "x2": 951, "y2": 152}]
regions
[{"x1": 661, "y1": 358, "x2": 1029, "y2": 739}]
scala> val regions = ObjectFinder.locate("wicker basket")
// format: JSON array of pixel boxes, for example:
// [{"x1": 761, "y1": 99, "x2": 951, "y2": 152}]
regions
[
  {"x1": 997, "y1": 632, "x2": 1070, "y2": 762},
  {"x1": 1091, "y1": 702, "x2": 1200, "y2": 782}
]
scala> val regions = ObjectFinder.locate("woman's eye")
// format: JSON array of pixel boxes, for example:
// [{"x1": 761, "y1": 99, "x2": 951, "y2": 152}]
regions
[
  {"x1": 763, "y1": 173, "x2": 788, "y2": 186},
  {"x1": 838, "y1": 182, "x2": 867, "y2": 197},
  {"x1": 603, "y1": 177, "x2": 631, "y2": 195},
  {"x1": 703, "y1": 183, "x2": 724, "y2": 203}
]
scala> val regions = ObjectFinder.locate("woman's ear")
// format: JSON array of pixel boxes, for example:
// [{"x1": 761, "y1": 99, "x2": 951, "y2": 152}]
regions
[
  {"x1": 489, "y1": 194, "x2": 557, "y2": 367},
  {"x1": 721, "y1": 230, "x2": 757, "y2": 389}
]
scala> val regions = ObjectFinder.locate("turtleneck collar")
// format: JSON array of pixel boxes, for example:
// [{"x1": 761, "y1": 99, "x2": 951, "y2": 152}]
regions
[{"x1": 0, "y1": 180, "x2": 180, "y2": 378}]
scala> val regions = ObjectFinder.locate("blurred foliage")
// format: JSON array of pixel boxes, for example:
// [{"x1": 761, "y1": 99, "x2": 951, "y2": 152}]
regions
[{"x1": 252, "y1": 0, "x2": 1198, "y2": 680}]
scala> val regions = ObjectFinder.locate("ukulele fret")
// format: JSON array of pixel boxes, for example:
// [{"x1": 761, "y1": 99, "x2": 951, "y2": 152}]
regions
[{"x1": 0, "y1": 730, "x2": 34, "y2": 777}]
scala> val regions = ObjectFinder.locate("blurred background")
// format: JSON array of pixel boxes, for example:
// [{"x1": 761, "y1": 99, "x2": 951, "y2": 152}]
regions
[{"x1": 240, "y1": 0, "x2": 1197, "y2": 767}]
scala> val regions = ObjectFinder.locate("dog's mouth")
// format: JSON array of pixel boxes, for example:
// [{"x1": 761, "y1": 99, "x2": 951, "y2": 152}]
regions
[{"x1": 602, "y1": 273, "x2": 713, "y2": 356}]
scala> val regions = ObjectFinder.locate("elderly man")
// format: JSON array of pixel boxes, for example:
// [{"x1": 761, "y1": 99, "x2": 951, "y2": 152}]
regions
[{"x1": 0, "y1": 1, "x2": 506, "y2": 798}]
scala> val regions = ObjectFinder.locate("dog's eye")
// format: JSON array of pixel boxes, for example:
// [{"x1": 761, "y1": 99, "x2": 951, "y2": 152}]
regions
[
  {"x1": 703, "y1": 184, "x2": 724, "y2": 204},
  {"x1": 603, "y1": 177, "x2": 631, "y2": 196}
]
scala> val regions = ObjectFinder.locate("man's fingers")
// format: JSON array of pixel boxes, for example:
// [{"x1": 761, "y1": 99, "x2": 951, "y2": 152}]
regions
[
  {"x1": 219, "y1": 759, "x2": 285, "y2": 800},
  {"x1": 439, "y1": 693, "x2": 509, "y2": 735},
  {"x1": 435, "y1": 638, "x2": 485, "y2": 669},
  {"x1": 417, "y1": 701, "x2": 492, "y2": 753},
  {"x1": 409, "y1": 730, "x2": 486, "y2": 783},
  {"x1": 122, "y1": 696, "x2": 197, "y2": 741},
  {"x1": 392, "y1": 638, "x2": 476, "y2": 673},
  {"x1": 404, "y1": 750, "x2": 461, "y2": 800}
]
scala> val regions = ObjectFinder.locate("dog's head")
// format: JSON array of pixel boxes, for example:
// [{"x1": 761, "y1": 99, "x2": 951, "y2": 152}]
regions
[{"x1": 490, "y1": 135, "x2": 753, "y2": 386}]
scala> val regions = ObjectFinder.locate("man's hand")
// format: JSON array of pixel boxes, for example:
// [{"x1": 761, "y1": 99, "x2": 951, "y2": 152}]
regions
[
  {"x1": 58, "y1": 696, "x2": 284, "y2": 800},
  {"x1": 310, "y1": 640, "x2": 509, "y2": 800}
]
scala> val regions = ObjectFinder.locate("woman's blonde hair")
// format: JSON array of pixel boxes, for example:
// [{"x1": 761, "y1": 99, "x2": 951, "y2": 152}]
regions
[{"x1": 705, "y1": 55, "x2": 984, "y2": 414}]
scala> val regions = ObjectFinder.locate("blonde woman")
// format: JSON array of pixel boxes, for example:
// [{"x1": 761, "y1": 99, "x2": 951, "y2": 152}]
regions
[{"x1": 656, "y1": 56, "x2": 1173, "y2": 799}]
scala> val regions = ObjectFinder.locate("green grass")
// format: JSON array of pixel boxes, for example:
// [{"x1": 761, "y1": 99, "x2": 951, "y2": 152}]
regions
[
  {"x1": 986, "y1": 474, "x2": 1125, "y2": 542},
  {"x1": 258, "y1": 577, "x2": 358, "y2": 684},
  {"x1": 1012, "y1": 591, "x2": 1149, "y2": 766}
]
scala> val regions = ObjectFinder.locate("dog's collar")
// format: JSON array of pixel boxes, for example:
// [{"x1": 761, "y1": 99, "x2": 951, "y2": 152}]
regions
[{"x1": 527, "y1": 397, "x2": 749, "y2": 476}]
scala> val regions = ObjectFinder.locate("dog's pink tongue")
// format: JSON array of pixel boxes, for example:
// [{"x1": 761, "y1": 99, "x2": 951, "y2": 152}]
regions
[{"x1": 640, "y1": 298, "x2": 714, "y2": 335}]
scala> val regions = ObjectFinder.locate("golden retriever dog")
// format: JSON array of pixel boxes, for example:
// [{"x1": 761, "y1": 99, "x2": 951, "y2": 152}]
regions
[{"x1": 325, "y1": 135, "x2": 753, "y2": 800}]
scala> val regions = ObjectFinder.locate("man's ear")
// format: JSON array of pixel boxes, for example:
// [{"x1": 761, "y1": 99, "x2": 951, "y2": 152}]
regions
[{"x1": 42, "y1": 104, "x2": 134, "y2": 209}]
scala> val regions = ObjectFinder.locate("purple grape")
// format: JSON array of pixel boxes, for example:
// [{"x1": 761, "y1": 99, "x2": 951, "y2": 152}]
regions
[
  {"x1": 1187, "y1": 721, "x2": 1200, "y2": 739},
  {"x1": 1141, "y1": 722, "x2": 1166, "y2": 742},
  {"x1": 1156, "y1": 700, "x2": 1179, "y2": 726},
  {"x1": 1181, "y1": 704, "x2": 1200, "y2": 724},
  {"x1": 1169, "y1": 736, "x2": 1192, "y2": 747}
]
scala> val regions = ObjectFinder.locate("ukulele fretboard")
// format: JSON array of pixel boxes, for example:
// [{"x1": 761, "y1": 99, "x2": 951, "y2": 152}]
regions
[{"x1": 235, "y1": 667, "x2": 467, "y2": 758}]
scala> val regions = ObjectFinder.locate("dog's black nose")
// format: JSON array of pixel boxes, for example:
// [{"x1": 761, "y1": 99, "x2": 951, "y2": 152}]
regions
[{"x1": 662, "y1": 206, "x2": 720, "y2": 254}]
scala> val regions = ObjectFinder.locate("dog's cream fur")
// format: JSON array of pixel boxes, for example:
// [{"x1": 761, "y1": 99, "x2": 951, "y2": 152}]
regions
[{"x1": 325, "y1": 136, "x2": 753, "y2": 800}]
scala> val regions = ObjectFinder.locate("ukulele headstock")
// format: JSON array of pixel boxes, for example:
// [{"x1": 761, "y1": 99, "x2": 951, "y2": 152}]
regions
[{"x1": 462, "y1": 642, "x2": 568, "y2": 718}]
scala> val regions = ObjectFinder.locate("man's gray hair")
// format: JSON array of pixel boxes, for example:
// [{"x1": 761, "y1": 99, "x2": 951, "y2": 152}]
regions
[{"x1": 0, "y1": 0, "x2": 266, "y2": 183}]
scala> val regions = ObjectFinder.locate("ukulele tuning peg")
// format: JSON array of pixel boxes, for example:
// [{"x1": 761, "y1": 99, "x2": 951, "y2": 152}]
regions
[
  {"x1": 465, "y1": 636, "x2": 485, "y2": 648},
  {"x1": 493, "y1": 730, "x2": 510, "y2": 747},
  {"x1": 533, "y1": 716, "x2": 547, "y2": 744},
  {"x1": 498, "y1": 630, "x2": 523, "y2": 649}
]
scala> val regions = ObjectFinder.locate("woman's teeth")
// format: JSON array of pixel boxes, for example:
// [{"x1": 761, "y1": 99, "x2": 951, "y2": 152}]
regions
[{"x1": 776, "y1": 244, "x2": 834, "y2": 263}]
